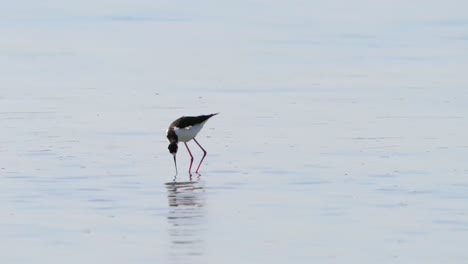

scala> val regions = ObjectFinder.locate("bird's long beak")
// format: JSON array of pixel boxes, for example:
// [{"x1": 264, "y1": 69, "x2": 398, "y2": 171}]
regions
[{"x1": 172, "y1": 154, "x2": 178, "y2": 175}]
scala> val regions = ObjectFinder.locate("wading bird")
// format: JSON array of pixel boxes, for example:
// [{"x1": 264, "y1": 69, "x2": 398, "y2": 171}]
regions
[{"x1": 166, "y1": 113, "x2": 218, "y2": 175}]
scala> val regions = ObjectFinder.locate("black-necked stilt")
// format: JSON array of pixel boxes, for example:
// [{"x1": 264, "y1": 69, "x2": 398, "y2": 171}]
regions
[{"x1": 167, "y1": 113, "x2": 218, "y2": 175}]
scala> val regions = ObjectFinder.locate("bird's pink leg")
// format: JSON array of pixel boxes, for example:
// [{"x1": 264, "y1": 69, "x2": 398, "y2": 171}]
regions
[
  {"x1": 184, "y1": 142, "x2": 194, "y2": 174},
  {"x1": 193, "y1": 138, "x2": 207, "y2": 173}
]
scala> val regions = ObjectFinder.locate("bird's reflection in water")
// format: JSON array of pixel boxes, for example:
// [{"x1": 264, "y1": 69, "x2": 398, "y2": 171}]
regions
[{"x1": 165, "y1": 174, "x2": 206, "y2": 262}]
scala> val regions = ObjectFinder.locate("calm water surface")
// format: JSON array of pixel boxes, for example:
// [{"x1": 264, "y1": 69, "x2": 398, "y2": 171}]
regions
[{"x1": 1, "y1": 1, "x2": 468, "y2": 263}]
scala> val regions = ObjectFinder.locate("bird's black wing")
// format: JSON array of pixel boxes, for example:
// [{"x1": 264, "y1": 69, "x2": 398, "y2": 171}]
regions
[{"x1": 171, "y1": 113, "x2": 218, "y2": 128}]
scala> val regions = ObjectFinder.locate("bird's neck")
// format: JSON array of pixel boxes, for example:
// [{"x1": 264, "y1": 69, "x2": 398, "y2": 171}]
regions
[{"x1": 167, "y1": 127, "x2": 178, "y2": 143}]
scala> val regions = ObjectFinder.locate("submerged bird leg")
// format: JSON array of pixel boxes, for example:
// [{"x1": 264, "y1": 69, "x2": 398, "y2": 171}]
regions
[
  {"x1": 193, "y1": 138, "x2": 207, "y2": 173},
  {"x1": 184, "y1": 142, "x2": 194, "y2": 174}
]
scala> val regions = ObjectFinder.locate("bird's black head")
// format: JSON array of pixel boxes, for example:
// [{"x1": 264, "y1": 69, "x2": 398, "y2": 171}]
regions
[{"x1": 168, "y1": 142, "x2": 178, "y2": 155}]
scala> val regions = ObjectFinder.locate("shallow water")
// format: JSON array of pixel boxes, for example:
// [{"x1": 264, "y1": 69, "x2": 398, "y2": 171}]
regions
[{"x1": 2, "y1": 1, "x2": 468, "y2": 263}]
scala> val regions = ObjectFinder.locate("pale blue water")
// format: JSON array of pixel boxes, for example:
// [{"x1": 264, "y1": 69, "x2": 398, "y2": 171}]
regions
[{"x1": 1, "y1": 1, "x2": 468, "y2": 263}]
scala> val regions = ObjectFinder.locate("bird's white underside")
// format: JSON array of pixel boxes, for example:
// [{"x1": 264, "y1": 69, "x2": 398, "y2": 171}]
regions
[{"x1": 173, "y1": 123, "x2": 206, "y2": 142}]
